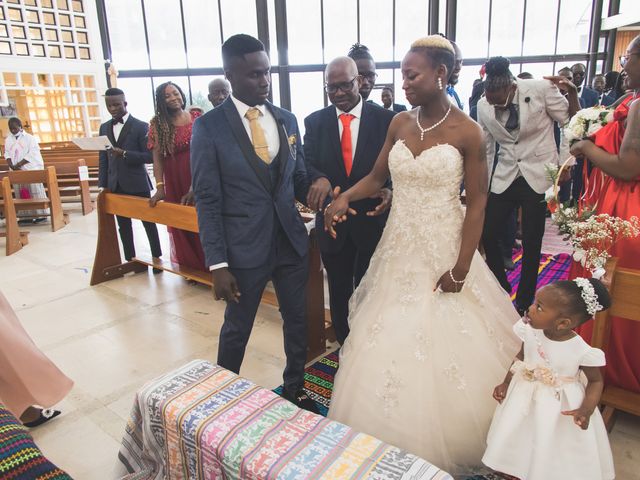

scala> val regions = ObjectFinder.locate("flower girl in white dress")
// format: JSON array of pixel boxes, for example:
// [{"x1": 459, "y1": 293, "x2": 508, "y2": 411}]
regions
[{"x1": 483, "y1": 278, "x2": 615, "y2": 480}]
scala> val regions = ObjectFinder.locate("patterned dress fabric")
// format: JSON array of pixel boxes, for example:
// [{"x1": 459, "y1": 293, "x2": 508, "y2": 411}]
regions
[
  {"x1": 328, "y1": 141, "x2": 521, "y2": 476},
  {"x1": 0, "y1": 404, "x2": 72, "y2": 480},
  {"x1": 115, "y1": 360, "x2": 453, "y2": 480}
]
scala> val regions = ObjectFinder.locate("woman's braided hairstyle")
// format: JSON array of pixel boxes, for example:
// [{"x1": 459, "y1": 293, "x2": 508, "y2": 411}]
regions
[{"x1": 151, "y1": 81, "x2": 186, "y2": 157}]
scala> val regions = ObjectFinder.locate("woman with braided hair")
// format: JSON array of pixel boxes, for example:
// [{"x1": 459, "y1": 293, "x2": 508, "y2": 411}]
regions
[{"x1": 148, "y1": 81, "x2": 206, "y2": 271}]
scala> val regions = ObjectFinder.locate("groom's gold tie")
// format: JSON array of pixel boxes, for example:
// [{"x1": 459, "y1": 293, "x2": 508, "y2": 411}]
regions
[{"x1": 245, "y1": 107, "x2": 270, "y2": 164}]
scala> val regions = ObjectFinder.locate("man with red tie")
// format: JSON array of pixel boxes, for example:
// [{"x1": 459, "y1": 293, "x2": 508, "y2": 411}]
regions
[{"x1": 304, "y1": 57, "x2": 395, "y2": 344}]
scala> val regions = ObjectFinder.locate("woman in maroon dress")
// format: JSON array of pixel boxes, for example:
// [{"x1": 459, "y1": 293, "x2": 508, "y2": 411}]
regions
[
  {"x1": 148, "y1": 81, "x2": 206, "y2": 271},
  {"x1": 569, "y1": 35, "x2": 640, "y2": 393}
]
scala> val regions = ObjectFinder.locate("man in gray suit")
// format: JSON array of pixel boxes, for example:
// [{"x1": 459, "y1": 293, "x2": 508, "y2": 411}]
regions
[
  {"x1": 190, "y1": 34, "x2": 318, "y2": 412},
  {"x1": 477, "y1": 56, "x2": 579, "y2": 314}
]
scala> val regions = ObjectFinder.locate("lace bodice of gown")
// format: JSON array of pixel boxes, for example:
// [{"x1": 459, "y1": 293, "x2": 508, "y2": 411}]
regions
[
  {"x1": 377, "y1": 140, "x2": 465, "y2": 275},
  {"x1": 389, "y1": 140, "x2": 464, "y2": 211}
]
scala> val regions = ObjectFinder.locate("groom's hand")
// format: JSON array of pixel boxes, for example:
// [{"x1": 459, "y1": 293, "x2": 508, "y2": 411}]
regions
[{"x1": 212, "y1": 268, "x2": 241, "y2": 303}]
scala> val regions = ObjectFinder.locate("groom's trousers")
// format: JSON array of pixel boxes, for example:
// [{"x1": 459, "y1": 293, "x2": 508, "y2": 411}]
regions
[
  {"x1": 217, "y1": 224, "x2": 308, "y2": 393},
  {"x1": 482, "y1": 176, "x2": 546, "y2": 312}
]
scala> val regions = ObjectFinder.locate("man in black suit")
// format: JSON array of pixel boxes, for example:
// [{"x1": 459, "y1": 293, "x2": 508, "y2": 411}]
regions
[
  {"x1": 381, "y1": 87, "x2": 407, "y2": 113},
  {"x1": 571, "y1": 63, "x2": 599, "y2": 108},
  {"x1": 304, "y1": 57, "x2": 395, "y2": 345},
  {"x1": 98, "y1": 88, "x2": 162, "y2": 264}
]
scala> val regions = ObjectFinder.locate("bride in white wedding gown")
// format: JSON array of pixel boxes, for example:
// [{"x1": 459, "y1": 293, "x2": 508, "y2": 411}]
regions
[{"x1": 324, "y1": 36, "x2": 520, "y2": 476}]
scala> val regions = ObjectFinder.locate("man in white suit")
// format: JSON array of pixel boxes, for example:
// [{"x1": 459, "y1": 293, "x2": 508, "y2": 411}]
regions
[{"x1": 477, "y1": 56, "x2": 579, "y2": 314}]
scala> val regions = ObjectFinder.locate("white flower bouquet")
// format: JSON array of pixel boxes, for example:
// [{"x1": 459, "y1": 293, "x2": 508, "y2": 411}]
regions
[{"x1": 563, "y1": 105, "x2": 614, "y2": 145}]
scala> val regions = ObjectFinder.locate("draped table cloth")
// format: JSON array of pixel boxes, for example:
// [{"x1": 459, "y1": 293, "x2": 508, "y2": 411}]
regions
[{"x1": 115, "y1": 360, "x2": 452, "y2": 480}]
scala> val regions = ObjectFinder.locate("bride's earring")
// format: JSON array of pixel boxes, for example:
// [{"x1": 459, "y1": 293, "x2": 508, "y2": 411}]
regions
[{"x1": 437, "y1": 78, "x2": 443, "y2": 90}]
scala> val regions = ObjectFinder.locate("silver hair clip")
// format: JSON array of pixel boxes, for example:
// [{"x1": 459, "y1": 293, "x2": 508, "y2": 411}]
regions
[{"x1": 574, "y1": 278, "x2": 604, "y2": 317}]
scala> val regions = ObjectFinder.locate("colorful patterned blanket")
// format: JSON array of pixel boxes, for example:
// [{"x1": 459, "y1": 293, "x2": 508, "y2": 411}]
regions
[
  {"x1": 0, "y1": 404, "x2": 71, "y2": 480},
  {"x1": 116, "y1": 360, "x2": 452, "y2": 480}
]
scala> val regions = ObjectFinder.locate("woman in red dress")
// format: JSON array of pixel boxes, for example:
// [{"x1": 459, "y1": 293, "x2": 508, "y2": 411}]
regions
[
  {"x1": 569, "y1": 35, "x2": 640, "y2": 393},
  {"x1": 148, "y1": 81, "x2": 206, "y2": 271}
]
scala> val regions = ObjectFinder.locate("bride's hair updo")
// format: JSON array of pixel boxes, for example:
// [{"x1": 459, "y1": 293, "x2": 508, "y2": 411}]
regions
[
  {"x1": 484, "y1": 56, "x2": 516, "y2": 92},
  {"x1": 409, "y1": 35, "x2": 455, "y2": 74}
]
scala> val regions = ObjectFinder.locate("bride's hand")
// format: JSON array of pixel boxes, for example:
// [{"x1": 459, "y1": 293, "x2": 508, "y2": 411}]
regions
[
  {"x1": 434, "y1": 267, "x2": 467, "y2": 294},
  {"x1": 324, "y1": 187, "x2": 356, "y2": 239}
]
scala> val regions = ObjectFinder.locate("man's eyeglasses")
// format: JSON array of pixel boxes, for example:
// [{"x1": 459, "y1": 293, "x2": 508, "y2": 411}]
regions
[
  {"x1": 325, "y1": 76, "x2": 358, "y2": 94},
  {"x1": 360, "y1": 72, "x2": 378, "y2": 82},
  {"x1": 620, "y1": 52, "x2": 639, "y2": 68}
]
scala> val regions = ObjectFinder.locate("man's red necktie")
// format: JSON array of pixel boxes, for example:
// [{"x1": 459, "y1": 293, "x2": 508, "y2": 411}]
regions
[{"x1": 340, "y1": 113, "x2": 355, "y2": 176}]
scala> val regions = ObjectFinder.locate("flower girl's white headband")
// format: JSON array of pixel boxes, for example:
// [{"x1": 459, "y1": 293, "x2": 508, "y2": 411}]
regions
[{"x1": 574, "y1": 278, "x2": 604, "y2": 317}]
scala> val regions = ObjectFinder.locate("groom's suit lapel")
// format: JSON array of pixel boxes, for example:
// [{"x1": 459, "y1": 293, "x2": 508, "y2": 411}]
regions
[
  {"x1": 265, "y1": 102, "x2": 289, "y2": 195},
  {"x1": 221, "y1": 98, "x2": 272, "y2": 194}
]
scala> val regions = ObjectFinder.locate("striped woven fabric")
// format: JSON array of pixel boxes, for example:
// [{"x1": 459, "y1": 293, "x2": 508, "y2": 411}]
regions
[
  {"x1": 116, "y1": 360, "x2": 452, "y2": 480},
  {"x1": 507, "y1": 251, "x2": 572, "y2": 301},
  {"x1": 0, "y1": 405, "x2": 71, "y2": 480}
]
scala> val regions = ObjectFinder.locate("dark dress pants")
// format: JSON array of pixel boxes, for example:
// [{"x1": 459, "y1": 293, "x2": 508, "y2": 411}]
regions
[
  {"x1": 113, "y1": 185, "x2": 162, "y2": 260},
  {"x1": 500, "y1": 209, "x2": 517, "y2": 259},
  {"x1": 321, "y1": 232, "x2": 378, "y2": 345},
  {"x1": 482, "y1": 176, "x2": 546, "y2": 311},
  {"x1": 217, "y1": 225, "x2": 308, "y2": 393}
]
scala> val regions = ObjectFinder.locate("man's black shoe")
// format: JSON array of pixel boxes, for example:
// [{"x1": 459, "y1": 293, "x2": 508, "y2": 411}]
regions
[
  {"x1": 282, "y1": 388, "x2": 319, "y2": 414},
  {"x1": 503, "y1": 256, "x2": 516, "y2": 271}
]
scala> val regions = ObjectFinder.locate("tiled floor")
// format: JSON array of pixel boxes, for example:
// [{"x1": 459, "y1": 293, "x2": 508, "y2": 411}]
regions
[{"x1": 1, "y1": 209, "x2": 638, "y2": 479}]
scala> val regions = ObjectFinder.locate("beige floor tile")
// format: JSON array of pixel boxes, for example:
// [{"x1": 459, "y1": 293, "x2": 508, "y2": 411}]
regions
[
  {"x1": 18, "y1": 287, "x2": 142, "y2": 348},
  {"x1": 30, "y1": 414, "x2": 122, "y2": 479},
  {"x1": 100, "y1": 268, "x2": 202, "y2": 307},
  {"x1": 0, "y1": 268, "x2": 88, "y2": 309},
  {"x1": 44, "y1": 310, "x2": 214, "y2": 399},
  {"x1": 610, "y1": 428, "x2": 640, "y2": 480}
]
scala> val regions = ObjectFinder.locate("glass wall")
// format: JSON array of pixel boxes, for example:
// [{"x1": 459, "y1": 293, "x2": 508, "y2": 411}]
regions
[{"x1": 100, "y1": 0, "x2": 606, "y2": 121}]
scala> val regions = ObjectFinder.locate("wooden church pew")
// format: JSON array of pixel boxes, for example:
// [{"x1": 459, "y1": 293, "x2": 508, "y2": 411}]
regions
[
  {"x1": 0, "y1": 176, "x2": 29, "y2": 255},
  {"x1": 90, "y1": 191, "x2": 328, "y2": 360}
]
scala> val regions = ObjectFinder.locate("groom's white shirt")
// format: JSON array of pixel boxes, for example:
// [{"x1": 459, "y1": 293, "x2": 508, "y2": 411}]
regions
[{"x1": 477, "y1": 78, "x2": 570, "y2": 195}]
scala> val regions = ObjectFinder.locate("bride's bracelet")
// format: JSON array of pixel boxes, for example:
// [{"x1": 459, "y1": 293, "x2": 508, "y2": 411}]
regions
[{"x1": 448, "y1": 269, "x2": 466, "y2": 285}]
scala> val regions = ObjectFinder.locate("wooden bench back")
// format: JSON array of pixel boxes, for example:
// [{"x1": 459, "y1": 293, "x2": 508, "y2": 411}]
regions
[
  {"x1": 590, "y1": 259, "x2": 640, "y2": 428},
  {"x1": 592, "y1": 261, "x2": 640, "y2": 350},
  {"x1": 2, "y1": 166, "x2": 68, "y2": 231},
  {"x1": 0, "y1": 176, "x2": 28, "y2": 255},
  {"x1": 6, "y1": 167, "x2": 52, "y2": 184},
  {"x1": 103, "y1": 193, "x2": 198, "y2": 232},
  {"x1": 52, "y1": 158, "x2": 87, "y2": 175},
  {"x1": 43, "y1": 151, "x2": 99, "y2": 168}
]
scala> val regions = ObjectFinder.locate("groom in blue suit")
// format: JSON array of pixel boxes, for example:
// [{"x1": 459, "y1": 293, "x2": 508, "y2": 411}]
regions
[{"x1": 190, "y1": 34, "x2": 317, "y2": 412}]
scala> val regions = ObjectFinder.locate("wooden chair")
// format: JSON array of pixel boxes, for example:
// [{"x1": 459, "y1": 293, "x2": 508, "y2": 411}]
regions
[
  {"x1": 90, "y1": 192, "x2": 328, "y2": 360},
  {"x1": 2, "y1": 166, "x2": 69, "y2": 232},
  {"x1": 591, "y1": 257, "x2": 640, "y2": 430},
  {"x1": 50, "y1": 159, "x2": 94, "y2": 215},
  {"x1": 0, "y1": 176, "x2": 29, "y2": 255}
]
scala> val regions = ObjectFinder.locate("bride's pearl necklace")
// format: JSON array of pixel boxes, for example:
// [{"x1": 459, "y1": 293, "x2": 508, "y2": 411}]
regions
[{"x1": 416, "y1": 104, "x2": 452, "y2": 141}]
